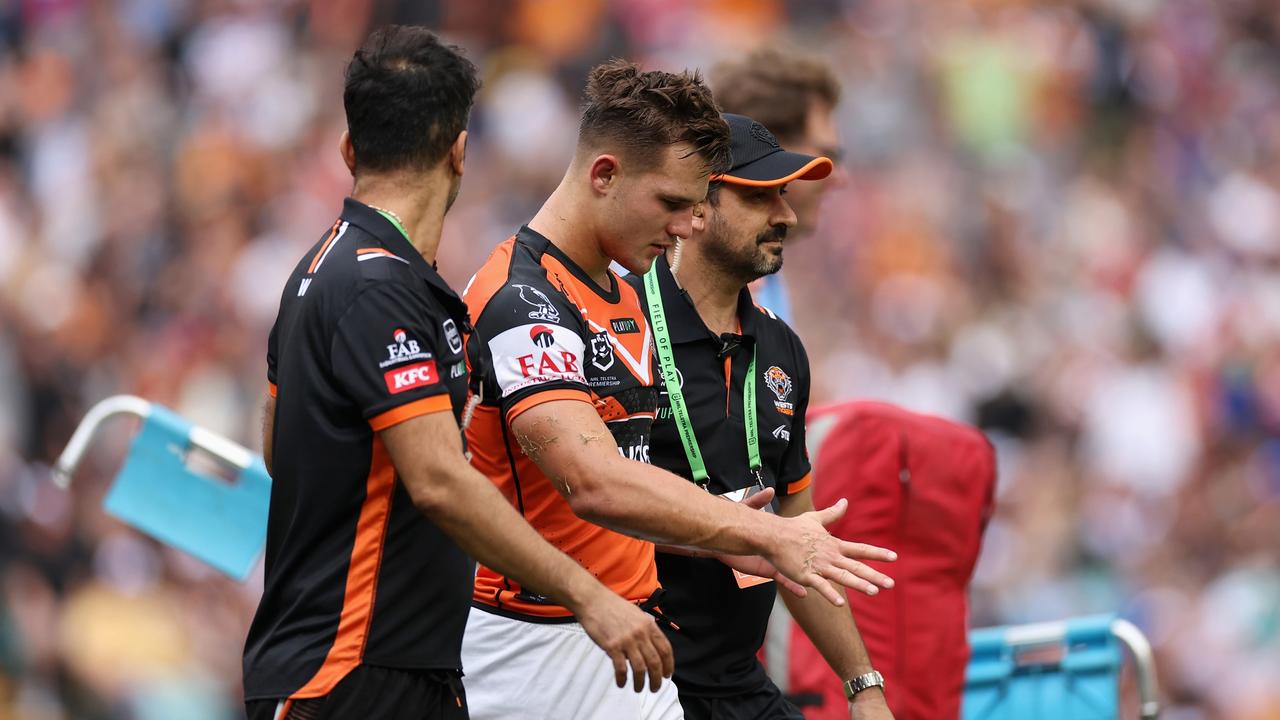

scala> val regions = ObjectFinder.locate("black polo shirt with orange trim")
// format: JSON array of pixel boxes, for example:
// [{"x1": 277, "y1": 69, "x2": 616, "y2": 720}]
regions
[
  {"x1": 626, "y1": 255, "x2": 813, "y2": 697},
  {"x1": 243, "y1": 198, "x2": 473, "y2": 702}
]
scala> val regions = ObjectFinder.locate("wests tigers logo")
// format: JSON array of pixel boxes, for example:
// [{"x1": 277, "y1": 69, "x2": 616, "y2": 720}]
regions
[{"x1": 764, "y1": 366, "x2": 794, "y2": 416}]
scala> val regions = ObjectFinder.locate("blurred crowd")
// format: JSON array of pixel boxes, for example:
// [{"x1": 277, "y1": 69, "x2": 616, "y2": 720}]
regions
[{"x1": 0, "y1": 0, "x2": 1277, "y2": 718}]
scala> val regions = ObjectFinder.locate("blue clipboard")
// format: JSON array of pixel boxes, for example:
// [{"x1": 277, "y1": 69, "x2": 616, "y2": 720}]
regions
[{"x1": 55, "y1": 396, "x2": 271, "y2": 581}]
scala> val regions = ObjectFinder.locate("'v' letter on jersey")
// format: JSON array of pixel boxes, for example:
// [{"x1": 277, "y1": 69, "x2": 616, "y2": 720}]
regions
[{"x1": 488, "y1": 323, "x2": 586, "y2": 397}]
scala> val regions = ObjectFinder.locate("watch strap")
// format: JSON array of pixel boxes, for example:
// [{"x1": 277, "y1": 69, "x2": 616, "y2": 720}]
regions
[{"x1": 842, "y1": 670, "x2": 885, "y2": 700}]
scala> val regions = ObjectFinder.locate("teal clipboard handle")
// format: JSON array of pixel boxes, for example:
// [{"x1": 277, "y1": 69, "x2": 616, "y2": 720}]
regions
[
  {"x1": 967, "y1": 615, "x2": 1160, "y2": 720},
  {"x1": 1111, "y1": 618, "x2": 1159, "y2": 720},
  {"x1": 53, "y1": 394, "x2": 257, "y2": 489}
]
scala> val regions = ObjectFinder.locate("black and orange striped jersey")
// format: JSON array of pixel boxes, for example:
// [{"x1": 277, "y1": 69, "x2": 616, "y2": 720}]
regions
[
  {"x1": 463, "y1": 226, "x2": 660, "y2": 619},
  {"x1": 627, "y1": 255, "x2": 813, "y2": 696},
  {"x1": 244, "y1": 198, "x2": 473, "y2": 702}
]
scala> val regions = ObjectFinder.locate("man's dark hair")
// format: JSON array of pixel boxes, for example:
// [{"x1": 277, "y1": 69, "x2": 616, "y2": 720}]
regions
[
  {"x1": 710, "y1": 47, "x2": 840, "y2": 145},
  {"x1": 579, "y1": 59, "x2": 731, "y2": 176},
  {"x1": 343, "y1": 25, "x2": 481, "y2": 174}
]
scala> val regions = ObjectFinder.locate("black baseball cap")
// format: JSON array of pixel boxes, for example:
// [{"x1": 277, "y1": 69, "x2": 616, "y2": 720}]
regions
[{"x1": 713, "y1": 113, "x2": 833, "y2": 186}]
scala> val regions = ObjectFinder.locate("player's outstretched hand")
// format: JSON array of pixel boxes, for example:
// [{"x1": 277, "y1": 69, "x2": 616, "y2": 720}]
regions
[
  {"x1": 716, "y1": 487, "x2": 809, "y2": 596},
  {"x1": 765, "y1": 498, "x2": 897, "y2": 606},
  {"x1": 575, "y1": 587, "x2": 674, "y2": 693}
]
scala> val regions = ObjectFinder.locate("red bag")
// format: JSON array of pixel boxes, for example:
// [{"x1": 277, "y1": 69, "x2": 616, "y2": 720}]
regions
[{"x1": 786, "y1": 401, "x2": 996, "y2": 720}]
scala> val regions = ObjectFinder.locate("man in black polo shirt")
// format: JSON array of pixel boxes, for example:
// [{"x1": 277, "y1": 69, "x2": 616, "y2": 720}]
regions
[
  {"x1": 629, "y1": 114, "x2": 893, "y2": 719},
  {"x1": 243, "y1": 26, "x2": 672, "y2": 720}
]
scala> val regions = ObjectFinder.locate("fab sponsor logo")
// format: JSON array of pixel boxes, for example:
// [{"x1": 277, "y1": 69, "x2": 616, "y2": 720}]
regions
[
  {"x1": 489, "y1": 323, "x2": 587, "y2": 397},
  {"x1": 380, "y1": 327, "x2": 432, "y2": 368},
  {"x1": 517, "y1": 325, "x2": 580, "y2": 378}
]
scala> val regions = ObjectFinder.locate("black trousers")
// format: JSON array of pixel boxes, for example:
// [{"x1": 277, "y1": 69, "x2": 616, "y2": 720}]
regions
[
  {"x1": 678, "y1": 678, "x2": 805, "y2": 720},
  {"x1": 246, "y1": 665, "x2": 468, "y2": 720}
]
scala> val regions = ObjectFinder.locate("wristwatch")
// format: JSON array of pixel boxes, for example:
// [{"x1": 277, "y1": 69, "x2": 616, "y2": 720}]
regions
[{"x1": 842, "y1": 670, "x2": 885, "y2": 700}]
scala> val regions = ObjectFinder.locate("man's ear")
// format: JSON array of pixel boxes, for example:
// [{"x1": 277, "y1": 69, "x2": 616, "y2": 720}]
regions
[
  {"x1": 449, "y1": 130, "x2": 467, "y2": 177},
  {"x1": 691, "y1": 202, "x2": 707, "y2": 234},
  {"x1": 588, "y1": 154, "x2": 620, "y2": 196},
  {"x1": 339, "y1": 130, "x2": 357, "y2": 176}
]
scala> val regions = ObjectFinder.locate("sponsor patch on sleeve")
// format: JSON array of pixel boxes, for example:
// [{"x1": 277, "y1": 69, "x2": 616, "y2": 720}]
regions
[
  {"x1": 488, "y1": 323, "x2": 587, "y2": 397},
  {"x1": 384, "y1": 360, "x2": 440, "y2": 394}
]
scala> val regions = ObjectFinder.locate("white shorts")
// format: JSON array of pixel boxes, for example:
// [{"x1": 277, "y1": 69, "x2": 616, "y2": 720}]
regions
[{"x1": 461, "y1": 606, "x2": 684, "y2": 720}]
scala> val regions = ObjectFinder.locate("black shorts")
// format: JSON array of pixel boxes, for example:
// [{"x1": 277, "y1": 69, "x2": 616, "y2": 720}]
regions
[
  {"x1": 678, "y1": 678, "x2": 804, "y2": 720},
  {"x1": 246, "y1": 665, "x2": 469, "y2": 720}
]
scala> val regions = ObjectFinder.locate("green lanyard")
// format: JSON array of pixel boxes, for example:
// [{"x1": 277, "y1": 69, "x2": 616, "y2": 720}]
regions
[
  {"x1": 375, "y1": 208, "x2": 410, "y2": 242},
  {"x1": 645, "y1": 265, "x2": 761, "y2": 489}
]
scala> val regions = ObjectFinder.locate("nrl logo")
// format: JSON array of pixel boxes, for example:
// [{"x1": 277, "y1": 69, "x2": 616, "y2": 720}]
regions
[
  {"x1": 512, "y1": 284, "x2": 560, "y2": 323},
  {"x1": 590, "y1": 331, "x2": 615, "y2": 372},
  {"x1": 442, "y1": 318, "x2": 463, "y2": 354}
]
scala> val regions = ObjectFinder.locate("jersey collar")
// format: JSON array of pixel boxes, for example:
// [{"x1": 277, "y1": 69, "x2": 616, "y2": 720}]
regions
[
  {"x1": 650, "y1": 253, "x2": 762, "y2": 345},
  {"x1": 340, "y1": 197, "x2": 469, "y2": 317},
  {"x1": 516, "y1": 226, "x2": 621, "y2": 304}
]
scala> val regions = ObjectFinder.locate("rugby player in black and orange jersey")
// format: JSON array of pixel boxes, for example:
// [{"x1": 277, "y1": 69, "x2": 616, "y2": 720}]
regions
[
  {"x1": 459, "y1": 60, "x2": 897, "y2": 720},
  {"x1": 630, "y1": 114, "x2": 894, "y2": 720},
  {"x1": 243, "y1": 27, "x2": 671, "y2": 720}
]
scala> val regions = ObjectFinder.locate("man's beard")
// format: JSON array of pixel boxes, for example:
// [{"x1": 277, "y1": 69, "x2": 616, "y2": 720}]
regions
[{"x1": 704, "y1": 215, "x2": 787, "y2": 282}]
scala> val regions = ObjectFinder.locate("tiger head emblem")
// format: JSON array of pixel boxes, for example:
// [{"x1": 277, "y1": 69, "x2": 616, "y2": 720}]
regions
[{"x1": 763, "y1": 366, "x2": 792, "y2": 402}]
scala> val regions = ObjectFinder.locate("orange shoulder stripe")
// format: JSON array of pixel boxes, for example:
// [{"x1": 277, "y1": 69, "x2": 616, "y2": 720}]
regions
[
  {"x1": 505, "y1": 388, "x2": 592, "y2": 425},
  {"x1": 369, "y1": 395, "x2": 453, "y2": 431},
  {"x1": 306, "y1": 220, "x2": 342, "y2": 274}
]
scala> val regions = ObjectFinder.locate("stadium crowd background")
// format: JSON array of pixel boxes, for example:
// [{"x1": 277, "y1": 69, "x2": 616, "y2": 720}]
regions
[{"x1": 0, "y1": 0, "x2": 1277, "y2": 718}]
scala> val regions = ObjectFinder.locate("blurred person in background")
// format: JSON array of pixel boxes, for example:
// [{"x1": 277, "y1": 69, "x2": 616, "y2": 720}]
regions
[
  {"x1": 709, "y1": 47, "x2": 845, "y2": 323},
  {"x1": 244, "y1": 26, "x2": 671, "y2": 720},
  {"x1": 458, "y1": 60, "x2": 895, "y2": 720},
  {"x1": 630, "y1": 113, "x2": 893, "y2": 720}
]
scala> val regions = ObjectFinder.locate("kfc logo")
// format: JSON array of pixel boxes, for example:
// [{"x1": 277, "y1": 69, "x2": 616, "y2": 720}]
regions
[{"x1": 384, "y1": 360, "x2": 439, "y2": 393}]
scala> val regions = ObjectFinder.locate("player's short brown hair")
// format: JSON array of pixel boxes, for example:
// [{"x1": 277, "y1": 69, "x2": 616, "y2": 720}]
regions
[
  {"x1": 579, "y1": 59, "x2": 731, "y2": 176},
  {"x1": 710, "y1": 47, "x2": 840, "y2": 144}
]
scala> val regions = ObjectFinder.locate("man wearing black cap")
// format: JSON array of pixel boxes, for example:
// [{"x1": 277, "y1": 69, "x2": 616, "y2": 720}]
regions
[{"x1": 629, "y1": 114, "x2": 893, "y2": 720}]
